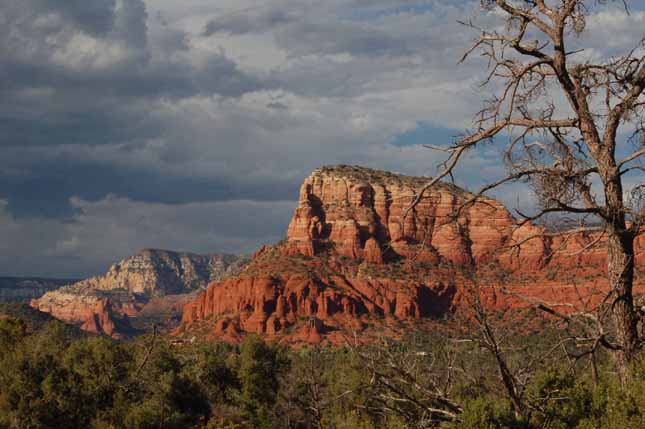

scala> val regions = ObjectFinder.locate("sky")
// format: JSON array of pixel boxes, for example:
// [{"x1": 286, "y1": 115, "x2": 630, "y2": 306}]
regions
[{"x1": 0, "y1": 0, "x2": 643, "y2": 277}]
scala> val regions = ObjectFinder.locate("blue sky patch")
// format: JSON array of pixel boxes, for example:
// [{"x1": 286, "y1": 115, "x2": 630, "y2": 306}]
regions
[{"x1": 391, "y1": 121, "x2": 463, "y2": 147}]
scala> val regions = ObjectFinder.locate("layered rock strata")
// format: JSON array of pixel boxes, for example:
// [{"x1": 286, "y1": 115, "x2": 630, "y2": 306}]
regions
[
  {"x1": 181, "y1": 273, "x2": 456, "y2": 344},
  {"x1": 32, "y1": 249, "x2": 247, "y2": 338},
  {"x1": 285, "y1": 166, "x2": 637, "y2": 270},
  {"x1": 79, "y1": 299, "x2": 135, "y2": 339},
  {"x1": 58, "y1": 249, "x2": 246, "y2": 297},
  {"x1": 177, "y1": 166, "x2": 644, "y2": 345},
  {"x1": 286, "y1": 166, "x2": 510, "y2": 264}
]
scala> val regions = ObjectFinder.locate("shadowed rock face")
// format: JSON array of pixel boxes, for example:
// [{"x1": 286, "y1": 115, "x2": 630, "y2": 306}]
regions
[
  {"x1": 31, "y1": 249, "x2": 248, "y2": 338},
  {"x1": 177, "y1": 165, "x2": 644, "y2": 346},
  {"x1": 79, "y1": 299, "x2": 136, "y2": 340}
]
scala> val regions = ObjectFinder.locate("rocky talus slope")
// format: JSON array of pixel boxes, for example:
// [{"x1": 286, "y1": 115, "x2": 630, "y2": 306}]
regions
[
  {"x1": 31, "y1": 249, "x2": 247, "y2": 338},
  {"x1": 177, "y1": 165, "x2": 644, "y2": 345}
]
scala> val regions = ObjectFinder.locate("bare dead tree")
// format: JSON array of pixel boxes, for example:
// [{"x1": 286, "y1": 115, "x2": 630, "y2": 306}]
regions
[
  {"x1": 469, "y1": 289, "x2": 530, "y2": 423},
  {"x1": 356, "y1": 337, "x2": 463, "y2": 427},
  {"x1": 413, "y1": 0, "x2": 645, "y2": 382},
  {"x1": 497, "y1": 249, "x2": 627, "y2": 375},
  {"x1": 460, "y1": 275, "x2": 612, "y2": 426}
]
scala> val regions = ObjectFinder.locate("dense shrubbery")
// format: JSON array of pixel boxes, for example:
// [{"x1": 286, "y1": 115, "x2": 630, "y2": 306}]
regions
[{"x1": 1, "y1": 316, "x2": 645, "y2": 428}]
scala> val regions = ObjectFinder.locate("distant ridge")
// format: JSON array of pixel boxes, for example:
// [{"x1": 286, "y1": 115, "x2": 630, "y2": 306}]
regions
[
  {"x1": 0, "y1": 277, "x2": 78, "y2": 302},
  {"x1": 31, "y1": 249, "x2": 248, "y2": 338}
]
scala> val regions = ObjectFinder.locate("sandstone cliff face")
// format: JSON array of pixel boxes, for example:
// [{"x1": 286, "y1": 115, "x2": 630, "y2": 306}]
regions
[
  {"x1": 62, "y1": 249, "x2": 247, "y2": 297},
  {"x1": 34, "y1": 290, "x2": 140, "y2": 325},
  {"x1": 285, "y1": 166, "x2": 631, "y2": 270},
  {"x1": 32, "y1": 249, "x2": 247, "y2": 338},
  {"x1": 79, "y1": 299, "x2": 135, "y2": 339},
  {"x1": 286, "y1": 166, "x2": 515, "y2": 266},
  {"x1": 181, "y1": 272, "x2": 456, "y2": 344},
  {"x1": 177, "y1": 165, "x2": 644, "y2": 345}
]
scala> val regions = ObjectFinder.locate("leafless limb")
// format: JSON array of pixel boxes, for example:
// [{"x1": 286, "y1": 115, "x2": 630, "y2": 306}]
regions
[
  {"x1": 408, "y1": 0, "x2": 645, "y2": 381},
  {"x1": 355, "y1": 336, "x2": 463, "y2": 425}
]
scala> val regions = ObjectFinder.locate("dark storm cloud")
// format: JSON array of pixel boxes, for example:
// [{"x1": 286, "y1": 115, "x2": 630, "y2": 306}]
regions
[
  {"x1": 196, "y1": 55, "x2": 271, "y2": 97},
  {"x1": 267, "y1": 101, "x2": 288, "y2": 110},
  {"x1": 203, "y1": 4, "x2": 410, "y2": 58},
  {"x1": 1, "y1": 0, "x2": 640, "y2": 277},
  {"x1": 0, "y1": 0, "x2": 280, "y2": 226},
  {"x1": 0, "y1": 94, "x2": 157, "y2": 147},
  {"x1": 0, "y1": 0, "x2": 277, "y2": 232},
  {"x1": 0, "y1": 197, "x2": 296, "y2": 278},
  {"x1": 0, "y1": 157, "x2": 300, "y2": 220},
  {"x1": 0, "y1": 0, "x2": 134, "y2": 61},
  {"x1": 275, "y1": 20, "x2": 410, "y2": 57},
  {"x1": 203, "y1": 6, "x2": 297, "y2": 36},
  {"x1": 2, "y1": 0, "x2": 118, "y2": 36},
  {"x1": 0, "y1": 0, "x2": 272, "y2": 149}
]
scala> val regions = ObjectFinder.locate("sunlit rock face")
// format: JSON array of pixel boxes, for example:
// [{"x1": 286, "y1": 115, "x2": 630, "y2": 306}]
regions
[
  {"x1": 31, "y1": 249, "x2": 247, "y2": 338},
  {"x1": 55, "y1": 249, "x2": 247, "y2": 297},
  {"x1": 286, "y1": 166, "x2": 635, "y2": 271},
  {"x1": 286, "y1": 165, "x2": 516, "y2": 266},
  {"x1": 176, "y1": 166, "x2": 644, "y2": 346}
]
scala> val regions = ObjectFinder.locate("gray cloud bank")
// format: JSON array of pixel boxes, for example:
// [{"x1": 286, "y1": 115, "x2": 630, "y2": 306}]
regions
[{"x1": 0, "y1": 0, "x2": 642, "y2": 276}]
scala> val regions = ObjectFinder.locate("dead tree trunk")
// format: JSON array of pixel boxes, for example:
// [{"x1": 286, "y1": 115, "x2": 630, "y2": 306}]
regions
[
  {"x1": 409, "y1": 0, "x2": 645, "y2": 381},
  {"x1": 607, "y1": 216, "x2": 638, "y2": 376}
]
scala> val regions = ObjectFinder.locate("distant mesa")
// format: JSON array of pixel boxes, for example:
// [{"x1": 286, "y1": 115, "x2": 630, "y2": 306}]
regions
[
  {"x1": 30, "y1": 249, "x2": 248, "y2": 338},
  {"x1": 175, "y1": 165, "x2": 644, "y2": 346}
]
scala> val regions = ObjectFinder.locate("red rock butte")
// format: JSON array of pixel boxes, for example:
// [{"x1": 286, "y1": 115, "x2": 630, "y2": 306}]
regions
[{"x1": 176, "y1": 165, "x2": 643, "y2": 345}]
